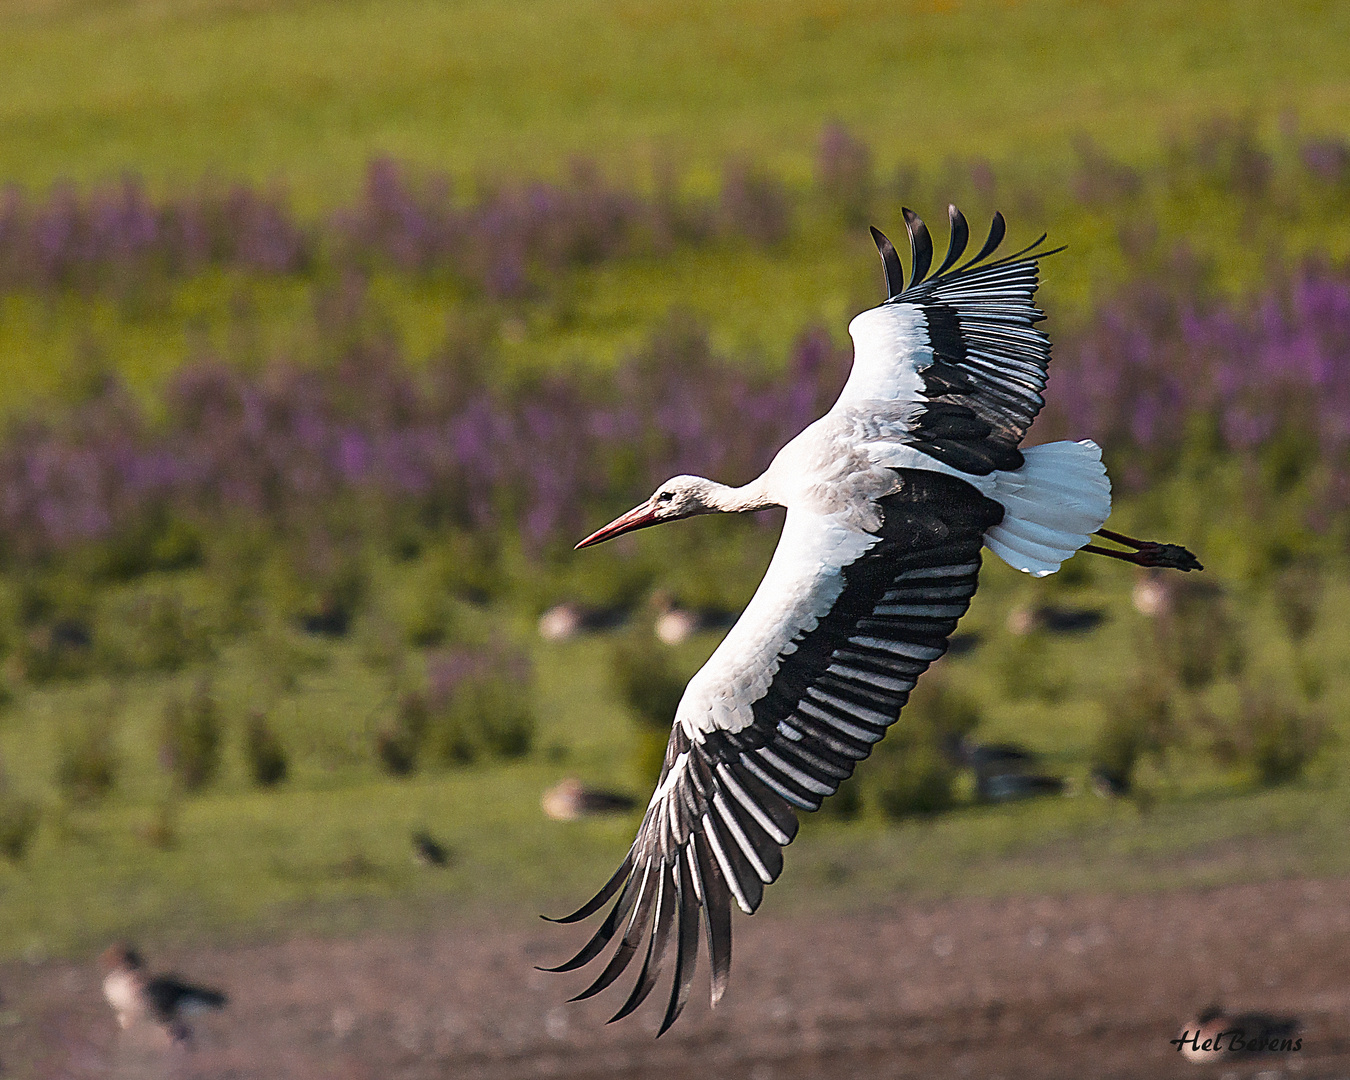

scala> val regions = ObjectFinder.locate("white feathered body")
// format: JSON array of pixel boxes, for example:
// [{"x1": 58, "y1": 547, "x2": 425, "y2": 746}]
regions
[{"x1": 103, "y1": 969, "x2": 145, "y2": 1029}]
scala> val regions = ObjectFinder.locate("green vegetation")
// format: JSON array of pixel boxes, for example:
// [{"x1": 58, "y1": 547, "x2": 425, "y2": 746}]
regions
[
  {"x1": 1, "y1": 549, "x2": 1348, "y2": 958},
  {"x1": 3, "y1": 0, "x2": 1350, "y2": 414},
  {"x1": 3, "y1": 0, "x2": 1350, "y2": 196}
]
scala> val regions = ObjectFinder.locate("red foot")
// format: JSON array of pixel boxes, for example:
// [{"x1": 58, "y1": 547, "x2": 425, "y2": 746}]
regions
[{"x1": 1085, "y1": 529, "x2": 1203, "y2": 572}]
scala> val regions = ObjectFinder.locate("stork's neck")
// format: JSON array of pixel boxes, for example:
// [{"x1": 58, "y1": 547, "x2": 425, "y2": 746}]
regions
[{"x1": 704, "y1": 474, "x2": 779, "y2": 514}]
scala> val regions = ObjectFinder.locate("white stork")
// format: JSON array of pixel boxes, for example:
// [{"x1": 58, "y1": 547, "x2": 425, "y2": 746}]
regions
[{"x1": 544, "y1": 207, "x2": 1201, "y2": 1033}]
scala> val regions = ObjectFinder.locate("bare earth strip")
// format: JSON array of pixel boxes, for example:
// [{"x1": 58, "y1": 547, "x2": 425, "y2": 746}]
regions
[{"x1": 5, "y1": 879, "x2": 1350, "y2": 1079}]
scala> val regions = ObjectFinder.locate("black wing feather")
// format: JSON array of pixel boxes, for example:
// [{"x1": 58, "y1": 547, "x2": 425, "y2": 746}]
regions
[
  {"x1": 870, "y1": 226, "x2": 905, "y2": 299},
  {"x1": 879, "y1": 208, "x2": 1061, "y2": 474},
  {"x1": 545, "y1": 470, "x2": 1001, "y2": 1031},
  {"x1": 695, "y1": 832, "x2": 733, "y2": 1005},
  {"x1": 608, "y1": 864, "x2": 678, "y2": 1022},
  {"x1": 903, "y1": 207, "x2": 932, "y2": 285},
  {"x1": 658, "y1": 849, "x2": 703, "y2": 1034},
  {"x1": 932, "y1": 205, "x2": 969, "y2": 278},
  {"x1": 543, "y1": 850, "x2": 635, "y2": 924},
  {"x1": 541, "y1": 866, "x2": 645, "y2": 973},
  {"x1": 567, "y1": 863, "x2": 659, "y2": 1000},
  {"x1": 957, "y1": 210, "x2": 1006, "y2": 271}
]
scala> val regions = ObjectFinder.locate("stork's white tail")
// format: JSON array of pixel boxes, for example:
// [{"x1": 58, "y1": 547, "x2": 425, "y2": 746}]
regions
[{"x1": 984, "y1": 440, "x2": 1111, "y2": 577}]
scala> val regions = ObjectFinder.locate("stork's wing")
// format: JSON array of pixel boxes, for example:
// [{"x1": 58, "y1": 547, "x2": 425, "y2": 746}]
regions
[
  {"x1": 837, "y1": 208, "x2": 1060, "y2": 476},
  {"x1": 544, "y1": 470, "x2": 1003, "y2": 1032}
]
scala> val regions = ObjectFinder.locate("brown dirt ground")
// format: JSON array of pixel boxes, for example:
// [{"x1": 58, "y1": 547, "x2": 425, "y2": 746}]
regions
[{"x1": 3, "y1": 878, "x2": 1349, "y2": 1080}]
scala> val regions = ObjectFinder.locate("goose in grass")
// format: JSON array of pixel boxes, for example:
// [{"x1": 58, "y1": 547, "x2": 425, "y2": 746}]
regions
[{"x1": 544, "y1": 207, "x2": 1202, "y2": 1033}]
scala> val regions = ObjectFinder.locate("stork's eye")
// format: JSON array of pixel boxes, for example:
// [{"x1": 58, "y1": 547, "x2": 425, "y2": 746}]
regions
[{"x1": 656, "y1": 491, "x2": 673, "y2": 504}]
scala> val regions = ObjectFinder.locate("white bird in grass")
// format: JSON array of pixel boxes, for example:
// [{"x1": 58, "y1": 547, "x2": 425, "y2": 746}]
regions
[{"x1": 544, "y1": 207, "x2": 1201, "y2": 1033}]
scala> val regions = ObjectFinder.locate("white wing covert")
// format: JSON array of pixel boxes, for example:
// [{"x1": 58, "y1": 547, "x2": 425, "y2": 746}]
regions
[{"x1": 842, "y1": 207, "x2": 1061, "y2": 477}]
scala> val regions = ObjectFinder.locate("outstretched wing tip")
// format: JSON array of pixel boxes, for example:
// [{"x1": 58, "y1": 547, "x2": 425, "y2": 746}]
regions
[
  {"x1": 542, "y1": 735, "x2": 782, "y2": 1033},
  {"x1": 877, "y1": 204, "x2": 1060, "y2": 300}
]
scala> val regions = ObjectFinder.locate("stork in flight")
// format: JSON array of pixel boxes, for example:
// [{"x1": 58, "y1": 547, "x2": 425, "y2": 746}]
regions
[{"x1": 544, "y1": 207, "x2": 1201, "y2": 1033}]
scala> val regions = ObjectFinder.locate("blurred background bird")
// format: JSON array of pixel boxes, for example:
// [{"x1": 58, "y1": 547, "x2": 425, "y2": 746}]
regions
[
  {"x1": 1179, "y1": 1005, "x2": 1301, "y2": 1063},
  {"x1": 411, "y1": 829, "x2": 453, "y2": 867},
  {"x1": 541, "y1": 778, "x2": 638, "y2": 822},
  {"x1": 100, "y1": 944, "x2": 227, "y2": 1044}
]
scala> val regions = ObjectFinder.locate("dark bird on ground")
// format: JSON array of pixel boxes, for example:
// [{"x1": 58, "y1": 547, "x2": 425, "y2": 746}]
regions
[
  {"x1": 977, "y1": 772, "x2": 1066, "y2": 802},
  {"x1": 100, "y1": 944, "x2": 226, "y2": 1043},
  {"x1": 1178, "y1": 1005, "x2": 1301, "y2": 1062},
  {"x1": 538, "y1": 602, "x2": 632, "y2": 641},
  {"x1": 1006, "y1": 602, "x2": 1106, "y2": 635},
  {"x1": 545, "y1": 207, "x2": 1202, "y2": 1034},
  {"x1": 944, "y1": 734, "x2": 1063, "y2": 802},
  {"x1": 411, "y1": 830, "x2": 453, "y2": 867},
  {"x1": 943, "y1": 733, "x2": 1036, "y2": 772},
  {"x1": 944, "y1": 631, "x2": 982, "y2": 657},
  {"x1": 542, "y1": 779, "x2": 639, "y2": 821},
  {"x1": 653, "y1": 595, "x2": 741, "y2": 645}
]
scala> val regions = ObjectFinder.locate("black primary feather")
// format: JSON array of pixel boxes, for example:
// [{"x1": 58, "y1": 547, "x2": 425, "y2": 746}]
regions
[
  {"x1": 957, "y1": 210, "x2": 1006, "y2": 271},
  {"x1": 696, "y1": 831, "x2": 733, "y2": 1006},
  {"x1": 540, "y1": 868, "x2": 645, "y2": 972},
  {"x1": 902, "y1": 207, "x2": 932, "y2": 285},
  {"x1": 659, "y1": 849, "x2": 703, "y2": 1034},
  {"x1": 932, "y1": 205, "x2": 969, "y2": 277},
  {"x1": 567, "y1": 865, "x2": 658, "y2": 1000},
  {"x1": 541, "y1": 851, "x2": 635, "y2": 925},
  {"x1": 608, "y1": 864, "x2": 678, "y2": 1022},
  {"x1": 870, "y1": 225, "x2": 905, "y2": 298}
]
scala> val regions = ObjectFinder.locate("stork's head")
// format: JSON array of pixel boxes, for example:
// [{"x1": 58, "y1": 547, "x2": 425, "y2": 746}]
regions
[{"x1": 575, "y1": 475, "x2": 718, "y2": 548}]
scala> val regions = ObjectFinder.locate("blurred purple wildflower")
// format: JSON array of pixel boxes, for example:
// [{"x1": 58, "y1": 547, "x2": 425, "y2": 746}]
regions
[
  {"x1": 1300, "y1": 138, "x2": 1350, "y2": 187},
  {"x1": 0, "y1": 313, "x2": 854, "y2": 564},
  {"x1": 1046, "y1": 262, "x2": 1350, "y2": 498},
  {"x1": 816, "y1": 123, "x2": 875, "y2": 223}
]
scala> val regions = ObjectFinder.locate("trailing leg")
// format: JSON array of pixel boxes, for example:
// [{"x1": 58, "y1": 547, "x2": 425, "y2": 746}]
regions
[{"x1": 1082, "y1": 528, "x2": 1202, "y2": 571}]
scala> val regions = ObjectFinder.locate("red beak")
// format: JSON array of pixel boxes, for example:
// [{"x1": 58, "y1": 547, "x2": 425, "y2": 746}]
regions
[{"x1": 575, "y1": 501, "x2": 660, "y2": 549}]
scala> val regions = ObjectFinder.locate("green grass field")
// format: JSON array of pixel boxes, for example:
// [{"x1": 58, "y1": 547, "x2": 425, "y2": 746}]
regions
[
  {"x1": 1, "y1": 0, "x2": 1349, "y2": 960},
  {"x1": 3, "y1": 0, "x2": 1350, "y2": 197}
]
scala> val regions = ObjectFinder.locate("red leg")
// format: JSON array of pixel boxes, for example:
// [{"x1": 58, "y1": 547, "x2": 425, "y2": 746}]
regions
[{"x1": 1086, "y1": 533, "x2": 1203, "y2": 571}]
